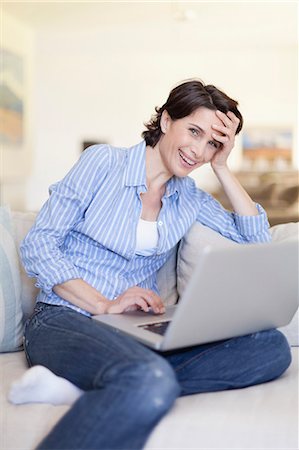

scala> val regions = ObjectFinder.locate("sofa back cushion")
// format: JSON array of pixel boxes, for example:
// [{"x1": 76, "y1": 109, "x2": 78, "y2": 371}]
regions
[
  {"x1": 177, "y1": 223, "x2": 238, "y2": 297},
  {"x1": 0, "y1": 207, "x2": 24, "y2": 352},
  {"x1": 157, "y1": 244, "x2": 178, "y2": 306}
]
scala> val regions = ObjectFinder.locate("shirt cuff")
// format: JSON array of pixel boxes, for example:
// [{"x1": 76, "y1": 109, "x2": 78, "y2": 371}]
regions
[
  {"x1": 232, "y1": 203, "x2": 271, "y2": 239},
  {"x1": 35, "y1": 266, "x2": 81, "y2": 295}
]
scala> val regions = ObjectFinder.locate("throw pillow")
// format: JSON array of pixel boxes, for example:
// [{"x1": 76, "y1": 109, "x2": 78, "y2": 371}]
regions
[
  {"x1": 177, "y1": 222, "x2": 236, "y2": 296},
  {"x1": 270, "y1": 222, "x2": 299, "y2": 242},
  {"x1": 0, "y1": 206, "x2": 24, "y2": 352},
  {"x1": 157, "y1": 244, "x2": 179, "y2": 306},
  {"x1": 270, "y1": 222, "x2": 299, "y2": 346}
]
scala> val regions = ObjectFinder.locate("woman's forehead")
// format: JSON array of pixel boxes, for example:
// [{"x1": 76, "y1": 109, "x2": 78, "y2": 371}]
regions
[{"x1": 187, "y1": 107, "x2": 223, "y2": 126}]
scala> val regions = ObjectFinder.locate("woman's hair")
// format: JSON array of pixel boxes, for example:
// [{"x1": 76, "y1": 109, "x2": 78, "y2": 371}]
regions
[{"x1": 142, "y1": 79, "x2": 243, "y2": 147}]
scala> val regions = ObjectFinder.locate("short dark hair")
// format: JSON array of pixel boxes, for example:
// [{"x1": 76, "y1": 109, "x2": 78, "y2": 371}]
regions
[{"x1": 142, "y1": 79, "x2": 243, "y2": 147}]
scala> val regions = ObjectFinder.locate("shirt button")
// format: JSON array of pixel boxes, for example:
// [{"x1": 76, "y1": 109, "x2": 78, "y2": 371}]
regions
[{"x1": 158, "y1": 221, "x2": 163, "y2": 226}]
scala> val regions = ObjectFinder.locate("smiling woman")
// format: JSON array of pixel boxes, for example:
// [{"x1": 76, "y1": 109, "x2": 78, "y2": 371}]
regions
[
  {"x1": 142, "y1": 79, "x2": 257, "y2": 216},
  {"x1": 10, "y1": 77, "x2": 291, "y2": 450}
]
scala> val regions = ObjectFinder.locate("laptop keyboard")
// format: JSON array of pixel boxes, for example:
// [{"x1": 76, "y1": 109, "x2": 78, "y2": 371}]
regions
[{"x1": 138, "y1": 321, "x2": 170, "y2": 336}]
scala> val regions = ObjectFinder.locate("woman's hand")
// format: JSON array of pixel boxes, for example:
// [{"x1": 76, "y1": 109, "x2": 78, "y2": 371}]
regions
[
  {"x1": 105, "y1": 287, "x2": 165, "y2": 315},
  {"x1": 210, "y1": 110, "x2": 240, "y2": 171}
]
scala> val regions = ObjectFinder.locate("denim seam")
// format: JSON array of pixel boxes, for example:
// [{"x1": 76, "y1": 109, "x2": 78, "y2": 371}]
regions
[{"x1": 173, "y1": 339, "x2": 233, "y2": 373}]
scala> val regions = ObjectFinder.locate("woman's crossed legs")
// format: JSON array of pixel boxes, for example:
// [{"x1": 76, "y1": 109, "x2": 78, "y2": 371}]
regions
[{"x1": 10, "y1": 303, "x2": 292, "y2": 450}]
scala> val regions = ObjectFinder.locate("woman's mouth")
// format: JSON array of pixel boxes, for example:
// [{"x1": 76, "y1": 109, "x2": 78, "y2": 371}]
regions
[{"x1": 178, "y1": 150, "x2": 197, "y2": 167}]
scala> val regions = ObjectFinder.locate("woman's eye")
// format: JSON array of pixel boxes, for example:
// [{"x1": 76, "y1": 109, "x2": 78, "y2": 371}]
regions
[
  {"x1": 189, "y1": 128, "x2": 199, "y2": 136},
  {"x1": 209, "y1": 140, "x2": 219, "y2": 149}
]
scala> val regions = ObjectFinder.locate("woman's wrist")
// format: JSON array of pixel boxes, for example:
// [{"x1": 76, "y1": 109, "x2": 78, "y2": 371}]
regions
[
  {"x1": 94, "y1": 297, "x2": 110, "y2": 315},
  {"x1": 212, "y1": 168, "x2": 259, "y2": 216},
  {"x1": 53, "y1": 279, "x2": 110, "y2": 316},
  {"x1": 211, "y1": 162, "x2": 230, "y2": 177}
]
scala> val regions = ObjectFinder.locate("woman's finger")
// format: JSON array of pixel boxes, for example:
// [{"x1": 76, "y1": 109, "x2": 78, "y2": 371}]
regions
[
  {"x1": 142, "y1": 290, "x2": 165, "y2": 313},
  {"x1": 215, "y1": 110, "x2": 239, "y2": 134},
  {"x1": 215, "y1": 110, "x2": 232, "y2": 128},
  {"x1": 227, "y1": 110, "x2": 240, "y2": 126},
  {"x1": 212, "y1": 132, "x2": 230, "y2": 144},
  {"x1": 128, "y1": 287, "x2": 164, "y2": 313},
  {"x1": 108, "y1": 296, "x2": 149, "y2": 314},
  {"x1": 212, "y1": 124, "x2": 233, "y2": 138},
  {"x1": 108, "y1": 287, "x2": 165, "y2": 315}
]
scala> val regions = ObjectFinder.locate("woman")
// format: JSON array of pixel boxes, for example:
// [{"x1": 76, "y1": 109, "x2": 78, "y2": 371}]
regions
[{"x1": 13, "y1": 79, "x2": 291, "y2": 450}]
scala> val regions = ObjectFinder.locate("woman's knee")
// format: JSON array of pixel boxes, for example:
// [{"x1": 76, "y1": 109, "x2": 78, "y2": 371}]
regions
[
  {"x1": 97, "y1": 355, "x2": 180, "y2": 416},
  {"x1": 251, "y1": 328, "x2": 292, "y2": 382},
  {"x1": 269, "y1": 329, "x2": 292, "y2": 371},
  {"x1": 139, "y1": 359, "x2": 180, "y2": 419}
]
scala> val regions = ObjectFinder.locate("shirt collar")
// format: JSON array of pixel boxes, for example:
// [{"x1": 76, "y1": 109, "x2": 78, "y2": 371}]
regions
[
  {"x1": 124, "y1": 140, "x2": 181, "y2": 197},
  {"x1": 125, "y1": 141, "x2": 147, "y2": 187},
  {"x1": 165, "y1": 176, "x2": 181, "y2": 198}
]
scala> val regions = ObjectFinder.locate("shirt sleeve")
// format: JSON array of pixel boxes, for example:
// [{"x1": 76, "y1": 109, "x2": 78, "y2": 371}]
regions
[
  {"x1": 196, "y1": 193, "x2": 271, "y2": 244},
  {"x1": 20, "y1": 145, "x2": 111, "y2": 294}
]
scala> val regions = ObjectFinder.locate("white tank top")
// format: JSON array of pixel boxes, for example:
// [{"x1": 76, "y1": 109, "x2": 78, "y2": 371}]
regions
[{"x1": 135, "y1": 218, "x2": 159, "y2": 256}]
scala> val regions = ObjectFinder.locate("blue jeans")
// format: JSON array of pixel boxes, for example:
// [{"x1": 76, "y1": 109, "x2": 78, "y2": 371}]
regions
[{"x1": 24, "y1": 303, "x2": 292, "y2": 450}]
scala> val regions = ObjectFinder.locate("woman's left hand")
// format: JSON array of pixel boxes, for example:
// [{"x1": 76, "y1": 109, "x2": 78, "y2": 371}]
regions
[{"x1": 210, "y1": 110, "x2": 240, "y2": 171}]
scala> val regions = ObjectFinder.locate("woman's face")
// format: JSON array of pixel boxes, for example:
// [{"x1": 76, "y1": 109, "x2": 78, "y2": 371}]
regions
[{"x1": 158, "y1": 107, "x2": 225, "y2": 178}]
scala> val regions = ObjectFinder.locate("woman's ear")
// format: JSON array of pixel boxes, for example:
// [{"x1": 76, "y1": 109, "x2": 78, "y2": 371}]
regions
[{"x1": 160, "y1": 110, "x2": 171, "y2": 134}]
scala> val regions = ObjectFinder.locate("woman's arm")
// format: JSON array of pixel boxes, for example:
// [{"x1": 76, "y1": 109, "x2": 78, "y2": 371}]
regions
[
  {"x1": 53, "y1": 279, "x2": 109, "y2": 315},
  {"x1": 212, "y1": 166, "x2": 258, "y2": 216},
  {"x1": 20, "y1": 146, "x2": 111, "y2": 297},
  {"x1": 53, "y1": 280, "x2": 165, "y2": 315},
  {"x1": 193, "y1": 110, "x2": 270, "y2": 243},
  {"x1": 211, "y1": 110, "x2": 259, "y2": 216}
]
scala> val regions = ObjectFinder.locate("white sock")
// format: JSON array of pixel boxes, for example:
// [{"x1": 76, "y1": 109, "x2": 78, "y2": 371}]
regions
[{"x1": 8, "y1": 365, "x2": 84, "y2": 406}]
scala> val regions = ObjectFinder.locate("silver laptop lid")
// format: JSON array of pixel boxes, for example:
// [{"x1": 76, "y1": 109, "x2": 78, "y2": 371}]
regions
[{"x1": 161, "y1": 240, "x2": 298, "y2": 350}]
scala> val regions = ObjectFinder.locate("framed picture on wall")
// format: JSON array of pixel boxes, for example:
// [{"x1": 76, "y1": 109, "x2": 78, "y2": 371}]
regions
[
  {"x1": 0, "y1": 48, "x2": 24, "y2": 147},
  {"x1": 0, "y1": 45, "x2": 31, "y2": 187},
  {"x1": 242, "y1": 127, "x2": 293, "y2": 170}
]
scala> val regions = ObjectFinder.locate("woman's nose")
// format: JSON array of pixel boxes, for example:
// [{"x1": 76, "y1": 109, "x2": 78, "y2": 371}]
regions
[{"x1": 191, "y1": 143, "x2": 205, "y2": 160}]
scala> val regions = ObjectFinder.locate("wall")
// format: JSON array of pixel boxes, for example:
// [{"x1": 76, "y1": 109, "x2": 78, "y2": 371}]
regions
[
  {"x1": 0, "y1": 10, "x2": 34, "y2": 209},
  {"x1": 2, "y1": 3, "x2": 297, "y2": 211}
]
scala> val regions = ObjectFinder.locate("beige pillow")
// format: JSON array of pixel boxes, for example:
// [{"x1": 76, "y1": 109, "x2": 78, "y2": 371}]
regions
[
  {"x1": 270, "y1": 222, "x2": 299, "y2": 345},
  {"x1": 157, "y1": 244, "x2": 178, "y2": 306},
  {"x1": 270, "y1": 222, "x2": 299, "y2": 242},
  {"x1": 177, "y1": 222, "x2": 237, "y2": 296}
]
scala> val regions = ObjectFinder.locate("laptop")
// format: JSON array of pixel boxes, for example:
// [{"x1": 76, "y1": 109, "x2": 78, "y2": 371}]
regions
[{"x1": 93, "y1": 240, "x2": 298, "y2": 351}]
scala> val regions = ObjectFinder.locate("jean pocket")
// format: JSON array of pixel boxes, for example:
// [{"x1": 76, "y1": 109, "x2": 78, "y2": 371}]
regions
[
  {"x1": 23, "y1": 335, "x2": 33, "y2": 367},
  {"x1": 24, "y1": 303, "x2": 51, "y2": 334}
]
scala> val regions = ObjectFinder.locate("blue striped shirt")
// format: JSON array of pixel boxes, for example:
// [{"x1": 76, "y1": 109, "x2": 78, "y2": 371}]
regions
[{"x1": 20, "y1": 140, "x2": 271, "y2": 316}]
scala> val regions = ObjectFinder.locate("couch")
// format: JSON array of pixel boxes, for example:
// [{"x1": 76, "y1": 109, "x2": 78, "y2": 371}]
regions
[
  {"x1": 212, "y1": 170, "x2": 299, "y2": 226},
  {"x1": 0, "y1": 208, "x2": 298, "y2": 450}
]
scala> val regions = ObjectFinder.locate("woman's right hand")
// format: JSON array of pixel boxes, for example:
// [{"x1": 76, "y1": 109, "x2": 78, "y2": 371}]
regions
[{"x1": 105, "y1": 287, "x2": 165, "y2": 315}]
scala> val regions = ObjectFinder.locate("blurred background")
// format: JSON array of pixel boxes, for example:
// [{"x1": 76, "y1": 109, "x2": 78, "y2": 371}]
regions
[{"x1": 1, "y1": 1, "x2": 298, "y2": 225}]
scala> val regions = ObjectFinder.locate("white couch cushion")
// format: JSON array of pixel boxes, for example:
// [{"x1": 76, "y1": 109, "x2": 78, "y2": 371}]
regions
[
  {"x1": 177, "y1": 221, "x2": 299, "y2": 346},
  {"x1": 1, "y1": 349, "x2": 298, "y2": 449},
  {"x1": 0, "y1": 207, "x2": 23, "y2": 352}
]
